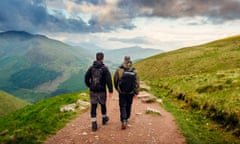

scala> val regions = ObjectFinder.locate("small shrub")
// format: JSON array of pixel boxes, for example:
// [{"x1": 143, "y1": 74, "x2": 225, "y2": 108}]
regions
[
  {"x1": 190, "y1": 100, "x2": 200, "y2": 110},
  {"x1": 196, "y1": 84, "x2": 224, "y2": 93},
  {"x1": 177, "y1": 93, "x2": 185, "y2": 100},
  {"x1": 225, "y1": 79, "x2": 232, "y2": 84}
]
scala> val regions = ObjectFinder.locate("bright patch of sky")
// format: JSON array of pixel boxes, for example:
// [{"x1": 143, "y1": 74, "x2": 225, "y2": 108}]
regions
[{"x1": 47, "y1": 17, "x2": 240, "y2": 51}]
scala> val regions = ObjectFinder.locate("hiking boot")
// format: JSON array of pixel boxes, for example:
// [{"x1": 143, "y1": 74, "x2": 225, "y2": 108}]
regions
[
  {"x1": 121, "y1": 120, "x2": 127, "y2": 130},
  {"x1": 102, "y1": 116, "x2": 109, "y2": 125},
  {"x1": 92, "y1": 121, "x2": 97, "y2": 132}
]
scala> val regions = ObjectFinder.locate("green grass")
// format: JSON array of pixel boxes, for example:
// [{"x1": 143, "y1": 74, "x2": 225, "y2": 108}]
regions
[
  {"x1": 135, "y1": 35, "x2": 240, "y2": 143},
  {"x1": 150, "y1": 84, "x2": 240, "y2": 144},
  {"x1": 136, "y1": 35, "x2": 240, "y2": 79},
  {"x1": 0, "y1": 91, "x2": 89, "y2": 144},
  {"x1": 149, "y1": 68, "x2": 240, "y2": 131},
  {"x1": 0, "y1": 90, "x2": 30, "y2": 117}
]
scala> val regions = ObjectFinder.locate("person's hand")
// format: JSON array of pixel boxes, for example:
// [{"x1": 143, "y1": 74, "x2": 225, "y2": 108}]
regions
[{"x1": 108, "y1": 93, "x2": 113, "y2": 98}]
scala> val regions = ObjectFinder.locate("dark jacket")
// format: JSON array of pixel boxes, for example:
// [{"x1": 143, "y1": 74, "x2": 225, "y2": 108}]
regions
[
  {"x1": 114, "y1": 61, "x2": 140, "y2": 95},
  {"x1": 85, "y1": 60, "x2": 113, "y2": 93}
]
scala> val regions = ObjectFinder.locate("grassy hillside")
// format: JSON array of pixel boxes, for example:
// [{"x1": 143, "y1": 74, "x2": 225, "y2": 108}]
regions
[
  {"x1": 0, "y1": 90, "x2": 30, "y2": 117},
  {"x1": 0, "y1": 91, "x2": 89, "y2": 144},
  {"x1": 0, "y1": 31, "x2": 90, "y2": 102},
  {"x1": 135, "y1": 35, "x2": 240, "y2": 143},
  {"x1": 136, "y1": 35, "x2": 240, "y2": 80}
]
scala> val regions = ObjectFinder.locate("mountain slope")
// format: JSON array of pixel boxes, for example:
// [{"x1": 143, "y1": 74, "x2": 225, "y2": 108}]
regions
[
  {"x1": 0, "y1": 90, "x2": 30, "y2": 117},
  {"x1": 135, "y1": 35, "x2": 240, "y2": 80},
  {"x1": 0, "y1": 31, "x2": 91, "y2": 102},
  {"x1": 135, "y1": 35, "x2": 240, "y2": 142}
]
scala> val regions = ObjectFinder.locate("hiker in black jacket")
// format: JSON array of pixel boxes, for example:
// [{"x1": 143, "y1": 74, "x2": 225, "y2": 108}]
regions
[
  {"x1": 114, "y1": 56, "x2": 140, "y2": 129},
  {"x1": 85, "y1": 52, "x2": 113, "y2": 131}
]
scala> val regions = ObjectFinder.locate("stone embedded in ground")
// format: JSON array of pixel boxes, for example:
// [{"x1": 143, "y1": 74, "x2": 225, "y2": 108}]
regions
[
  {"x1": 138, "y1": 91, "x2": 153, "y2": 98},
  {"x1": 141, "y1": 97, "x2": 157, "y2": 103},
  {"x1": 76, "y1": 99, "x2": 90, "y2": 107},
  {"x1": 156, "y1": 99, "x2": 163, "y2": 104},
  {"x1": 60, "y1": 99, "x2": 90, "y2": 112},
  {"x1": 77, "y1": 106, "x2": 87, "y2": 110},
  {"x1": 136, "y1": 112, "x2": 143, "y2": 115},
  {"x1": 60, "y1": 103, "x2": 76, "y2": 112},
  {"x1": 79, "y1": 93, "x2": 88, "y2": 97},
  {"x1": 137, "y1": 94, "x2": 151, "y2": 99},
  {"x1": 140, "y1": 81, "x2": 151, "y2": 90},
  {"x1": 146, "y1": 107, "x2": 161, "y2": 115},
  {"x1": 82, "y1": 132, "x2": 88, "y2": 135}
]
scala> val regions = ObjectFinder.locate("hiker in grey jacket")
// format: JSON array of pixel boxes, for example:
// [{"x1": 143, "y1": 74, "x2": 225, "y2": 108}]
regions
[
  {"x1": 85, "y1": 52, "x2": 113, "y2": 131},
  {"x1": 114, "y1": 56, "x2": 140, "y2": 129}
]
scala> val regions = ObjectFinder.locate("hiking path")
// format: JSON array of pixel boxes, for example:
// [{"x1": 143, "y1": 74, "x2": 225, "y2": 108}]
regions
[{"x1": 45, "y1": 83, "x2": 186, "y2": 144}]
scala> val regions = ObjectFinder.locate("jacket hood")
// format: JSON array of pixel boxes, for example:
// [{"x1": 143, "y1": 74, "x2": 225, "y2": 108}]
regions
[{"x1": 93, "y1": 60, "x2": 104, "y2": 68}]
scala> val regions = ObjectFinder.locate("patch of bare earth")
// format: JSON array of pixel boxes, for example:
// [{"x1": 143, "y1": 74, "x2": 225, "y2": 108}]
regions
[{"x1": 45, "y1": 89, "x2": 186, "y2": 144}]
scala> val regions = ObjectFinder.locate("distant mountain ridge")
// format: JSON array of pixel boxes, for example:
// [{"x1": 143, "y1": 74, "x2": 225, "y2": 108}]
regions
[
  {"x1": 80, "y1": 45, "x2": 162, "y2": 69},
  {"x1": 105, "y1": 46, "x2": 162, "y2": 61},
  {"x1": 0, "y1": 30, "x2": 39, "y2": 40},
  {"x1": 104, "y1": 46, "x2": 162, "y2": 69}
]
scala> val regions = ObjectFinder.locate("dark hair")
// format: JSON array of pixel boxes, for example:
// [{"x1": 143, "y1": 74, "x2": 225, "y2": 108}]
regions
[{"x1": 96, "y1": 52, "x2": 104, "y2": 61}]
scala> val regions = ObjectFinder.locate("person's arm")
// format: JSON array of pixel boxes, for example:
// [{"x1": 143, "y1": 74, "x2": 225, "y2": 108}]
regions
[
  {"x1": 84, "y1": 67, "x2": 92, "y2": 88},
  {"x1": 134, "y1": 69, "x2": 140, "y2": 95},
  {"x1": 105, "y1": 67, "x2": 113, "y2": 93},
  {"x1": 113, "y1": 69, "x2": 119, "y2": 90}
]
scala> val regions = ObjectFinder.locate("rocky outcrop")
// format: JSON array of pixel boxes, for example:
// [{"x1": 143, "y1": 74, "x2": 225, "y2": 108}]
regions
[
  {"x1": 60, "y1": 97, "x2": 90, "y2": 112},
  {"x1": 146, "y1": 107, "x2": 161, "y2": 115},
  {"x1": 137, "y1": 87, "x2": 162, "y2": 116}
]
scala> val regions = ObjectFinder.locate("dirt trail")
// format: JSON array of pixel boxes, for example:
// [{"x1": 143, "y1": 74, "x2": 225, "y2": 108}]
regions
[{"x1": 45, "y1": 89, "x2": 186, "y2": 144}]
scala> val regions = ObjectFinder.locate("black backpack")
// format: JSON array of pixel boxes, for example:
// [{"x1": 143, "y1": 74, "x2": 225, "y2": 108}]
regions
[
  {"x1": 119, "y1": 68, "x2": 136, "y2": 93},
  {"x1": 91, "y1": 66, "x2": 104, "y2": 92}
]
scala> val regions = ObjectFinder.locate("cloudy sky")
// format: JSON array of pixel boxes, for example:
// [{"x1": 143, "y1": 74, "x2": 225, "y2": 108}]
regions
[{"x1": 0, "y1": 0, "x2": 240, "y2": 51}]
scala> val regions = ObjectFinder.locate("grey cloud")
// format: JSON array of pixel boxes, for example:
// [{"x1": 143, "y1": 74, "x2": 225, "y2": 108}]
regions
[
  {"x1": 46, "y1": 15, "x2": 90, "y2": 33},
  {"x1": 0, "y1": 0, "x2": 48, "y2": 32},
  {"x1": 2, "y1": 0, "x2": 238, "y2": 33},
  {"x1": 71, "y1": 0, "x2": 106, "y2": 5},
  {"x1": 88, "y1": 15, "x2": 135, "y2": 32},
  {"x1": 117, "y1": 0, "x2": 240, "y2": 23},
  {"x1": 0, "y1": 0, "x2": 134, "y2": 33},
  {"x1": 0, "y1": 0, "x2": 87, "y2": 33}
]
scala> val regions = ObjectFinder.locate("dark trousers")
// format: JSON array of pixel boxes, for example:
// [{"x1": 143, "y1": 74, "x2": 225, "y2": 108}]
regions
[
  {"x1": 91, "y1": 103, "x2": 106, "y2": 118},
  {"x1": 119, "y1": 93, "x2": 134, "y2": 122},
  {"x1": 90, "y1": 91, "x2": 107, "y2": 119}
]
